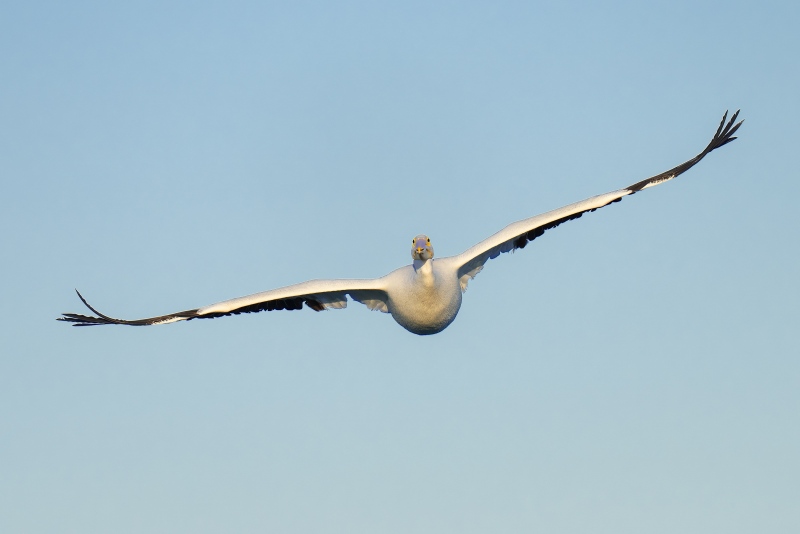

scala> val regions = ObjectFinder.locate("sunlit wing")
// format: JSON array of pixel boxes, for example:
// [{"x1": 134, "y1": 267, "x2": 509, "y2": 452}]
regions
[
  {"x1": 451, "y1": 110, "x2": 743, "y2": 290},
  {"x1": 58, "y1": 278, "x2": 389, "y2": 326}
]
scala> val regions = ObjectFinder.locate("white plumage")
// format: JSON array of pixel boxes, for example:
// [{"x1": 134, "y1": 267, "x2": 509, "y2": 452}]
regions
[{"x1": 59, "y1": 111, "x2": 743, "y2": 335}]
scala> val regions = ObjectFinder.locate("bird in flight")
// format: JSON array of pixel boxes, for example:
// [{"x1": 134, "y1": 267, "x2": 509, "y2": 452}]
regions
[{"x1": 59, "y1": 110, "x2": 743, "y2": 335}]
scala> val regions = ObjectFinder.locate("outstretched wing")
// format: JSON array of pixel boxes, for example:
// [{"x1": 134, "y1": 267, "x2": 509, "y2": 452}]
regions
[
  {"x1": 450, "y1": 110, "x2": 743, "y2": 290},
  {"x1": 58, "y1": 278, "x2": 389, "y2": 326}
]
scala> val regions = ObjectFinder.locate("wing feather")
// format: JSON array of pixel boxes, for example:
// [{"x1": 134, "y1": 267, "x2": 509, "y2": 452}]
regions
[
  {"x1": 450, "y1": 110, "x2": 743, "y2": 282},
  {"x1": 58, "y1": 278, "x2": 388, "y2": 326}
]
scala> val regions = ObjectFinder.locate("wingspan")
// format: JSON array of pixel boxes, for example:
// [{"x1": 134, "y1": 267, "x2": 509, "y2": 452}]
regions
[
  {"x1": 58, "y1": 278, "x2": 389, "y2": 326},
  {"x1": 450, "y1": 110, "x2": 743, "y2": 288}
]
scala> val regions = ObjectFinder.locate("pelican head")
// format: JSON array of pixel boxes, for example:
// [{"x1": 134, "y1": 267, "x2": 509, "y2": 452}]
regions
[{"x1": 411, "y1": 234, "x2": 434, "y2": 261}]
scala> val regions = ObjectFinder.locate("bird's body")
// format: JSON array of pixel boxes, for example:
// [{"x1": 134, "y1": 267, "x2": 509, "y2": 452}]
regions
[
  {"x1": 59, "y1": 111, "x2": 744, "y2": 335},
  {"x1": 383, "y1": 259, "x2": 463, "y2": 335}
]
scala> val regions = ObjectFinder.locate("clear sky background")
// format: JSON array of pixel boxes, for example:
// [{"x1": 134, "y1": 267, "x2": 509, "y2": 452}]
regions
[{"x1": 2, "y1": 1, "x2": 798, "y2": 532}]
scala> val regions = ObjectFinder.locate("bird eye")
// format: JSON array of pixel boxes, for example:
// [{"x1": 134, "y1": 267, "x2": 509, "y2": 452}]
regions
[{"x1": 427, "y1": 238, "x2": 430, "y2": 243}]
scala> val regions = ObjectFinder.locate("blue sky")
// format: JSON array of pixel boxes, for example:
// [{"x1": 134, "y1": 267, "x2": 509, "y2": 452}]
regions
[{"x1": 2, "y1": 1, "x2": 798, "y2": 532}]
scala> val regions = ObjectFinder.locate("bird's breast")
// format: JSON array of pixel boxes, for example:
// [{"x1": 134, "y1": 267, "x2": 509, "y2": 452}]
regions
[{"x1": 385, "y1": 263, "x2": 462, "y2": 335}]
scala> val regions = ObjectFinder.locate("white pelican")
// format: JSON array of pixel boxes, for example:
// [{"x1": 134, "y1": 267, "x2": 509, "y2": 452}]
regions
[{"x1": 59, "y1": 111, "x2": 743, "y2": 335}]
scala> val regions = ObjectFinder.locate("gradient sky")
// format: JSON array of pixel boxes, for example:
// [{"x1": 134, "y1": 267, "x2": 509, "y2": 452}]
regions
[{"x1": 2, "y1": 1, "x2": 798, "y2": 532}]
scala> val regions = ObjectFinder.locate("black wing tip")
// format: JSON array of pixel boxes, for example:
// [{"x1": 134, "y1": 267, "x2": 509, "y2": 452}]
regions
[
  {"x1": 59, "y1": 289, "x2": 203, "y2": 326},
  {"x1": 624, "y1": 109, "x2": 744, "y2": 193},
  {"x1": 58, "y1": 307, "x2": 116, "y2": 326},
  {"x1": 706, "y1": 109, "x2": 744, "y2": 154},
  {"x1": 58, "y1": 290, "x2": 105, "y2": 325},
  {"x1": 57, "y1": 289, "x2": 117, "y2": 325}
]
